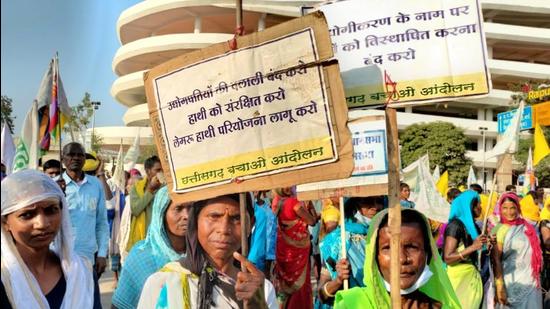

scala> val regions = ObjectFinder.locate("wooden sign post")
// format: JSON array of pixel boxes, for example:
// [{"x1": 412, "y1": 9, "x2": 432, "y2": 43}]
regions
[{"x1": 385, "y1": 107, "x2": 401, "y2": 308}]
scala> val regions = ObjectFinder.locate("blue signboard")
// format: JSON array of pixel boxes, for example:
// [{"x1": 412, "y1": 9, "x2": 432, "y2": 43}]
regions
[{"x1": 497, "y1": 106, "x2": 533, "y2": 134}]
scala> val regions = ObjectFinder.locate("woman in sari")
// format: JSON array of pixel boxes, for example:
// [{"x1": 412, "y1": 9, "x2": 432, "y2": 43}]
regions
[
  {"x1": 443, "y1": 190, "x2": 490, "y2": 309},
  {"x1": 316, "y1": 197, "x2": 382, "y2": 308},
  {"x1": 335, "y1": 208, "x2": 460, "y2": 308},
  {"x1": 274, "y1": 187, "x2": 317, "y2": 309},
  {"x1": 112, "y1": 186, "x2": 189, "y2": 309},
  {"x1": 138, "y1": 193, "x2": 277, "y2": 308},
  {"x1": 540, "y1": 198, "x2": 550, "y2": 307},
  {"x1": 491, "y1": 192, "x2": 542, "y2": 308},
  {"x1": 1, "y1": 170, "x2": 97, "y2": 308}
]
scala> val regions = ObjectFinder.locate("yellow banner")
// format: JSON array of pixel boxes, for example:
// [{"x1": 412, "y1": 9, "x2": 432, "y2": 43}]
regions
[
  {"x1": 345, "y1": 72, "x2": 488, "y2": 107},
  {"x1": 175, "y1": 136, "x2": 334, "y2": 189}
]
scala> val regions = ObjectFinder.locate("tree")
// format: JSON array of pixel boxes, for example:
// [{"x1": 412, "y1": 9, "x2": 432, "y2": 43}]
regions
[
  {"x1": 91, "y1": 133, "x2": 104, "y2": 153},
  {"x1": 1, "y1": 95, "x2": 16, "y2": 134},
  {"x1": 137, "y1": 144, "x2": 158, "y2": 163},
  {"x1": 400, "y1": 121, "x2": 472, "y2": 185},
  {"x1": 508, "y1": 80, "x2": 550, "y2": 187},
  {"x1": 64, "y1": 92, "x2": 94, "y2": 139},
  {"x1": 515, "y1": 127, "x2": 550, "y2": 188}
]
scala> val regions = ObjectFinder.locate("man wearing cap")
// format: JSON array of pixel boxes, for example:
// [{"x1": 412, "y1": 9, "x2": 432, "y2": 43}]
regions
[{"x1": 61, "y1": 142, "x2": 110, "y2": 278}]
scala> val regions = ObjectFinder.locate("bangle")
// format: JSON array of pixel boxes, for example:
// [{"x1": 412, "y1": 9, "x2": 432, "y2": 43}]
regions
[
  {"x1": 458, "y1": 251, "x2": 466, "y2": 261},
  {"x1": 323, "y1": 282, "x2": 335, "y2": 298}
]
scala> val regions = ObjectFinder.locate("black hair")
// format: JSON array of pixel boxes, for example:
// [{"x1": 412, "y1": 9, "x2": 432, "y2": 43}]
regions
[
  {"x1": 505, "y1": 184, "x2": 516, "y2": 191},
  {"x1": 378, "y1": 209, "x2": 432, "y2": 262},
  {"x1": 526, "y1": 190, "x2": 538, "y2": 200},
  {"x1": 144, "y1": 155, "x2": 161, "y2": 170},
  {"x1": 181, "y1": 193, "x2": 254, "y2": 308},
  {"x1": 447, "y1": 188, "x2": 461, "y2": 202},
  {"x1": 344, "y1": 196, "x2": 383, "y2": 220},
  {"x1": 43, "y1": 159, "x2": 62, "y2": 170},
  {"x1": 182, "y1": 193, "x2": 254, "y2": 275},
  {"x1": 469, "y1": 184, "x2": 483, "y2": 194}
]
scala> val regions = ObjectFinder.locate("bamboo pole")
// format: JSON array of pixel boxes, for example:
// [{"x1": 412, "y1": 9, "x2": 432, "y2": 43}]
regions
[
  {"x1": 56, "y1": 53, "x2": 62, "y2": 165},
  {"x1": 339, "y1": 195, "x2": 348, "y2": 290},
  {"x1": 239, "y1": 192, "x2": 248, "y2": 263},
  {"x1": 236, "y1": 0, "x2": 243, "y2": 30},
  {"x1": 385, "y1": 107, "x2": 402, "y2": 308},
  {"x1": 481, "y1": 155, "x2": 504, "y2": 234}
]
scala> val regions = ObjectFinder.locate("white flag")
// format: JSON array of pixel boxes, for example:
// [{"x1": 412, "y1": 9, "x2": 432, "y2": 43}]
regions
[
  {"x1": 467, "y1": 165, "x2": 477, "y2": 188},
  {"x1": 124, "y1": 128, "x2": 140, "y2": 170},
  {"x1": 1, "y1": 122, "x2": 16, "y2": 174},
  {"x1": 432, "y1": 165, "x2": 441, "y2": 183},
  {"x1": 112, "y1": 143, "x2": 126, "y2": 191},
  {"x1": 12, "y1": 101, "x2": 40, "y2": 172},
  {"x1": 402, "y1": 154, "x2": 430, "y2": 191},
  {"x1": 401, "y1": 154, "x2": 451, "y2": 222},
  {"x1": 486, "y1": 101, "x2": 524, "y2": 159}
]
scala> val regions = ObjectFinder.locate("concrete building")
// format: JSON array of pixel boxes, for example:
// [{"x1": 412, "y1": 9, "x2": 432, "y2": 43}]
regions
[{"x1": 111, "y1": 0, "x2": 550, "y2": 188}]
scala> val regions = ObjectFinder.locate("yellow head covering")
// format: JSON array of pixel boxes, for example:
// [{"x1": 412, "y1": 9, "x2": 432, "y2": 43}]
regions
[
  {"x1": 321, "y1": 199, "x2": 340, "y2": 223},
  {"x1": 82, "y1": 151, "x2": 99, "y2": 172},
  {"x1": 520, "y1": 194, "x2": 540, "y2": 222}
]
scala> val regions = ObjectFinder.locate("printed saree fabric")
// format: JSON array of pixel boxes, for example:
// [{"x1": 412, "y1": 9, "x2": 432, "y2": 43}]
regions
[{"x1": 275, "y1": 196, "x2": 312, "y2": 308}]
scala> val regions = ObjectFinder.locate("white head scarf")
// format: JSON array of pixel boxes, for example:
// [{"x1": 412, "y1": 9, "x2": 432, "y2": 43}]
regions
[{"x1": 1, "y1": 169, "x2": 94, "y2": 308}]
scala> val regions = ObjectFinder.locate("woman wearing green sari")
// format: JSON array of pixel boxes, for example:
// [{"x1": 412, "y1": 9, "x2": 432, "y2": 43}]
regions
[{"x1": 334, "y1": 208, "x2": 460, "y2": 308}]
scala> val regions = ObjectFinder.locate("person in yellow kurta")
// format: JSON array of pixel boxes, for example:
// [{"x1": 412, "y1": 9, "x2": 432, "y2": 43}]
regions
[{"x1": 127, "y1": 156, "x2": 163, "y2": 251}]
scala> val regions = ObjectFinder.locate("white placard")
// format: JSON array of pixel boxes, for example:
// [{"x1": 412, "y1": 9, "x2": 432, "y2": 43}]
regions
[{"x1": 153, "y1": 29, "x2": 337, "y2": 192}]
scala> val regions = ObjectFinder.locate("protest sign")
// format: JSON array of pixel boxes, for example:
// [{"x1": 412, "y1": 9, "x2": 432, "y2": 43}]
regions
[
  {"x1": 318, "y1": 0, "x2": 491, "y2": 108},
  {"x1": 297, "y1": 116, "x2": 388, "y2": 200},
  {"x1": 144, "y1": 12, "x2": 353, "y2": 203}
]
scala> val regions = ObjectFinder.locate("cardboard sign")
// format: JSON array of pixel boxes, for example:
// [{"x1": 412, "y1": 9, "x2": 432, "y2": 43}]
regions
[
  {"x1": 497, "y1": 106, "x2": 533, "y2": 134},
  {"x1": 297, "y1": 116, "x2": 388, "y2": 200},
  {"x1": 318, "y1": 0, "x2": 491, "y2": 107},
  {"x1": 144, "y1": 12, "x2": 353, "y2": 203}
]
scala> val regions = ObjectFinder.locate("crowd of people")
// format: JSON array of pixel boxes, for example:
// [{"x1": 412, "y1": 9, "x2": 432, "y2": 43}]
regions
[{"x1": 1, "y1": 141, "x2": 549, "y2": 308}]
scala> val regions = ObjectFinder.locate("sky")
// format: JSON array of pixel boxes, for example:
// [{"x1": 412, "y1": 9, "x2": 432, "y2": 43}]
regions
[{"x1": 1, "y1": 0, "x2": 139, "y2": 135}]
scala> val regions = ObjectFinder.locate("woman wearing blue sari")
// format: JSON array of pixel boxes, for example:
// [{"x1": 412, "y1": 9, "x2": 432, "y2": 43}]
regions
[
  {"x1": 316, "y1": 197, "x2": 383, "y2": 308},
  {"x1": 112, "y1": 186, "x2": 190, "y2": 309}
]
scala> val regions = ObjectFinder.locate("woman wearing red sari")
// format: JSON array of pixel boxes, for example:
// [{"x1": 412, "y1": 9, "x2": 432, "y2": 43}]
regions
[{"x1": 274, "y1": 187, "x2": 317, "y2": 309}]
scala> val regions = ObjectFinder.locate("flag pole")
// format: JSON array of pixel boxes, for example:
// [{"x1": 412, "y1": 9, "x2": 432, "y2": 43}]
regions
[
  {"x1": 56, "y1": 53, "x2": 62, "y2": 165},
  {"x1": 339, "y1": 195, "x2": 348, "y2": 290}
]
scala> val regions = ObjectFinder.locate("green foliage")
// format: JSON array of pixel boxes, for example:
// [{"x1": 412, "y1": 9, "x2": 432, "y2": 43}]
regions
[
  {"x1": 64, "y1": 92, "x2": 94, "y2": 135},
  {"x1": 400, "y1": 121, "x2": 472, "y2": 185},
  {"x1": 91, "y1": 133, "x2": 104, "y2": 153},
  {"x1": 508, "y1": 80, "x2": 550, "y2": 105},
  {"x1": 1, "y1": 95, "x2": 15, "y2": 134},
  {"x1": 137, "y1": 144, "x2": 158, "y2": 164},
  {"x1": 515, "y1": 127, "x2": 550, "y2": 188}
]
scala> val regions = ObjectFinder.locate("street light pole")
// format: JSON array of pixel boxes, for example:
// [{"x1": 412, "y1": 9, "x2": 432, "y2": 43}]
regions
[
  {"x1": 479, "y1": 126, "x2": 488, "y2": 192},
  {"x1": 91, "y1": 101, "x2": 101, "y2": 149}
]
